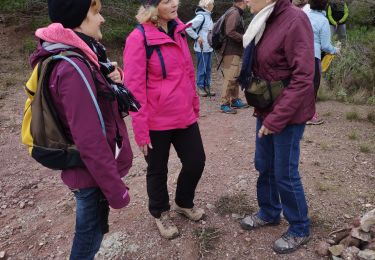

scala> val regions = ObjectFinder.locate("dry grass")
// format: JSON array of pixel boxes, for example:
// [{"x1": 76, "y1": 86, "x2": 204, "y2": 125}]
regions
[
  {"x1": 214, "y1": 193, "x2": 254, "y2": 216},
  {"x1": 348, "y1": 132, "x2": 358, "y2": 140},
  {"x1": 360, "y1": 144, "x2": 372, "y2": 153},
  {"x1": 194, "y1": 227, "x2": 221, "y2": 258},
  {"x1": 346, "y1": 110, "x2": 360, "y2": 121},
  {"x1": 367, "y1": 111, "x2": 375, "y2": 124}
]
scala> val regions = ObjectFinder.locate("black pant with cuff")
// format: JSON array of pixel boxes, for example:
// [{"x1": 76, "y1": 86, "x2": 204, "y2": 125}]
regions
[{"x1": 145, "y1": 122, "x2": 205, "y2": 218}]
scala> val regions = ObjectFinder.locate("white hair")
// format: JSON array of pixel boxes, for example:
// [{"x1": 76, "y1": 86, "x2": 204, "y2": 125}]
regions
[{"x1": 198, "y1": 0, "x2": 214, "y2": 9}]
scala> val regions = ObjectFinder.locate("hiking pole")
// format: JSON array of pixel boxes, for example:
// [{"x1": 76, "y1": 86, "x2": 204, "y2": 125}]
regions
[
  {"x1": 213, "y1": 50, "x2": 224, "y2": 78},
  {"x1": 200, "y1": 46, "x2": 211, "y2": 99}
]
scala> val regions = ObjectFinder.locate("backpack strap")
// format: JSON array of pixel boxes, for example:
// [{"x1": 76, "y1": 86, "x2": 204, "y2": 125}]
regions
[
  {"x1": 195, "y1": 14, "x2": 206, "y2": 35},
  {"x1": 136, "y1": 24, "x2": 167, "y2": 79},
  {"x1": 51, "y1": 54, "x2": 107, "y2": 137}
]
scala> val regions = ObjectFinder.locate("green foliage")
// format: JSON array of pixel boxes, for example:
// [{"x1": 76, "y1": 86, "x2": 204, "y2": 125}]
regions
[
  {"x1": 348, "y1": 0, "x2": 375, "y2": 27},
  {"x1": 324, "y1": 27, "x2": 375, "y2": 104},
  {"x1": 22, "y1": 38, "x2": 37, "y2": 54}
]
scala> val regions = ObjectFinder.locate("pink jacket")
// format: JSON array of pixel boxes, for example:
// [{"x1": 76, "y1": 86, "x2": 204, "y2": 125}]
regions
[{"x1": 123, "y1": 20, "x2": 199, "y2": 146}]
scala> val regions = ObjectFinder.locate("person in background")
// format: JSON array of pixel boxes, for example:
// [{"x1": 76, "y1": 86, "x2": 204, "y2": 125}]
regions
[
  {"x1": 239, "y1": 0, "x2": 315, "y2": 254},
  {"x1": 31, "y1": 0, "x2": 133, "y2": 258},
  {"x1": 327, "y1": 0, "x2": 348, "y2": 40},
  {"x1": 123, "y1": 0, "x2": 206, "y2": 240},
  {"x1": 220, "y1": 0, "x2": 249, "y2": 114},
  {"x1": 186, "y1": 0, "x2": 215, "y2": 97},
  {"x1": 306, "y1": 0, "x2": 339, "y2": 125},
  {"x1": 292, "y1": 0, "x2": 310, "y2": 13}
]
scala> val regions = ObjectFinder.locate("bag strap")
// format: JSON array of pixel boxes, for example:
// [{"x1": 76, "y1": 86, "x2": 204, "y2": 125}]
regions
[
  {"x1": 195, "y1": 14, "x2": 206, "y2": 35},
  {"x1": 51, "y1": 55, "x2": 106, "y2": 137},
  {"x1": 136, "y1": 24, "x2": 167, "y2": 79}
]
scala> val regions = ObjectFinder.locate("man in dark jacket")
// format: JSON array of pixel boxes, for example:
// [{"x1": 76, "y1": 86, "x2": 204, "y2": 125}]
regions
[{"x1": 220, "y1": 0, "x2": 249, "y2": 114}]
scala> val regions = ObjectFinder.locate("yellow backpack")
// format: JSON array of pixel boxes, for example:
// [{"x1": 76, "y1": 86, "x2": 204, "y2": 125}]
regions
[
  {"x1": 21, "y1": 51, "x2": 105, "y2": 170},
  {"x1": 321, "y1": 54, "x2": 335, "y2": 73}
]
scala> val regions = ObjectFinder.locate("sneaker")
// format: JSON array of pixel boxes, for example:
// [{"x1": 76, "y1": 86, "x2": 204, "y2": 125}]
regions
[
  {"x1": 155, "y1": 211, "x2": 179, "y2": 239},
  {"x1": 175, "y1": 204, "x2": 205, "y2": 221},
  {"x1": 273, "y1": 232, "x2": 311, "y2": 254},
  {"x1": 220, "y1": 104, "x2": 237, "y2": 114},
  {"x1": 231, "y1": 98, "x2": 249, "y2": 109},
  {"x1": 204, "y1": 87, "x2": 216, "y2": 97},
  {"x1": 240, "y1": 214, "x2": 280, "y2": 230},
  {"x1": 306, "y1": 113, "x2": 324, "y2": 125},
  {"x1": 197, "y1": 87, "x2": 208, "y2": 97}
]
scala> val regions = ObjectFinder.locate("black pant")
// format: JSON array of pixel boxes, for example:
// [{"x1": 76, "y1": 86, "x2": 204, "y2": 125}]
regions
[
  {"x1": 145, "y1": 123, "x2": 205, "y2": 218},
  {"x1": 313, "y1": 57, "x2": 321, "y2": 99}
]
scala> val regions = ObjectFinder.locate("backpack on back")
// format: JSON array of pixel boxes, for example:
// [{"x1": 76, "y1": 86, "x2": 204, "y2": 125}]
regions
[
  {"x1": 21, "y1": 51, "x2": 106, "y2": 170},
  {"x1": 208, "y1": 8, "x2": 234, "y2": 50}
]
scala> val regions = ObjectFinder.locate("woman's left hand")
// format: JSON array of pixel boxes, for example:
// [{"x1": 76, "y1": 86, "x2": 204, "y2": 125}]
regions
[
  {"x1": 258, "y1": 125, "x2": 274, "y2": 138},
  {"x1": 108, "y1": 62, "x2": 122, "y2": 84}
]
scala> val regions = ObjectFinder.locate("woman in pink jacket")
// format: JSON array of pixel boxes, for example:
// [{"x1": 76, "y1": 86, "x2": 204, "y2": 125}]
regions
[{"x1": 123, "y1": 0, "x2": 205, "y2": 239}]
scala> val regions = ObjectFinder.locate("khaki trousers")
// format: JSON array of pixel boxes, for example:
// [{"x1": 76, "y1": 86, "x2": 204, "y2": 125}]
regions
[{"x1": 221, "y1": 55, "x2": 241, "y2": 105}]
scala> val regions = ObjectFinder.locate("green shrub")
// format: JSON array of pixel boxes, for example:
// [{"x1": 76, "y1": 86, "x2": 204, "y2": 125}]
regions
[
  {"x1": 325, "y1": 27, "x2": 375, "y2": 104},
  {"x1": 346, "y1": 110, "x2": 360, "y2": 121},
  {"x1": 348, "y1": 0, "x2": 375, "y2": 27}
]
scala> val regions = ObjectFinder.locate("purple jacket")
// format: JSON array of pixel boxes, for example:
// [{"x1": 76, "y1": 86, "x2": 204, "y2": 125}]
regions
[
  {"x1": 30, "y1": 26, "x2": 132, "y2": 209},
  {"x1": 253, "y1": 0, "x2": 316, "y2": 133}
]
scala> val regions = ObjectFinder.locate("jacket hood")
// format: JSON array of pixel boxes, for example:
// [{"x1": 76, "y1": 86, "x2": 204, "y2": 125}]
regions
[
  {"x1": 195, "y1": 7, "x2": 210, "y2": 14},
  {"x1": 30, "y1": 23, "x2": 99, "y2": 68}
]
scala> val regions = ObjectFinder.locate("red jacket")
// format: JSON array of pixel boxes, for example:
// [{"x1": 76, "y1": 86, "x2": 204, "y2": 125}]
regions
[{"x1": 253, "y1": 0, "x2": 315, "y2": 133}]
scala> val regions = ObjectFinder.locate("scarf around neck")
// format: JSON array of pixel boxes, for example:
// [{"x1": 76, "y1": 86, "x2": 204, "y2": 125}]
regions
[
  {"x1": 237, "y1": 2, "x2": 275, "y2": 90},
  {"x1": 243, "y1": 2, "x2": 276, "y2": 47}
]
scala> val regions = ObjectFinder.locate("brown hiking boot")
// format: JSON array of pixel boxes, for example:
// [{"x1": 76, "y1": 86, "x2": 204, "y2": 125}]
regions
[
  {"x1": 174, "y1": 205, "x2": 205, "y2": 221},
  {"x1": 155, "y1": 211, "x2": 179, "y2": 239}
]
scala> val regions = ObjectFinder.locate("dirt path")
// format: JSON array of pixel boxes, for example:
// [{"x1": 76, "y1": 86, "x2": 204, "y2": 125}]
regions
[{"x1": 0, "y1": 20, "x2": 375, "y2": 259}]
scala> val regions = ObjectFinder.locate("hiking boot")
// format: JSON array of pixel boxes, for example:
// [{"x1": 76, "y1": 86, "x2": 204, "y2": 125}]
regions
[
  {"x1": 306, "y1": 113, "x2": 324, "y2": 125},
  {"x1": 197, "y1": 87, "x2": 208, "y2": 97},
  {"x1": 220, "y1": 104, "x2": 237, "y2": 114},
  {"x1": 155, "y1": 211, "x2": 179, "y2": 239},
  {"x1": 204, "y1": 87, "x2": 216, "y2": 97},
  {"x1": 240, "y1": 214, "x2": 280, "y2": 230},
  {"x1": 272, "y1": 232, "x2": 311, "y2": 254},
  {"x1": 175, "y1": 205, "x2": 205, "y2": 221},
  {"x1": 231, "y1": 98, "x2": 249, "y2": 109}
]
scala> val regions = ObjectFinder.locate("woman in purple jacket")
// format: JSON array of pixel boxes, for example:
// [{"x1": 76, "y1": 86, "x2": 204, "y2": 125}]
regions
[
  {"x1": 238, "y1": 0, "x2": 315, "y2": 254},
  {"x1": 30, "y1": 0, "x2": 133, "y2": 258}
]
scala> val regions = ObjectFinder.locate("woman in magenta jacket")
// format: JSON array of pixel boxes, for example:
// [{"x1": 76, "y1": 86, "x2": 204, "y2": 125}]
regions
[
  {"x1": 239, "y1": 0, "x2": 315, "y2": 254},
  {"x1": 123, "y1": 0, "x2": 205, "y2": 239}
]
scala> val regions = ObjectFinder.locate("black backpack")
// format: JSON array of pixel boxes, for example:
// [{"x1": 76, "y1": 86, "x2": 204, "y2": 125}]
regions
[{"x1": 207, "y1": 8, "x2": 235, "y2": 50}]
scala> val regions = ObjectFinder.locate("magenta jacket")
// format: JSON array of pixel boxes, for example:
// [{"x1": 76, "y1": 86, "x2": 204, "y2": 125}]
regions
[
  {"x1": 253, "y1": 0, "x2": 316, "y2": 133},
  {"x1": 31, "y1": 24, "x2": 132, "y2": 209},
  {"x1": 123, "y1": 19, "x2": 199, "y2": 146}
]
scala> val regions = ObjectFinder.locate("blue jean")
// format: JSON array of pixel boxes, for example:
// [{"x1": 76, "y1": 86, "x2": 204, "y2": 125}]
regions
[
  {"x1": 70, "y1": 188, "x2": 109, "y2": 260},
  {"x1": 254, "y1": 118, "x2": 310, "y2": 237},
  {"x1": 195, "y1": 51, "x2": 212, "y2": 88}
]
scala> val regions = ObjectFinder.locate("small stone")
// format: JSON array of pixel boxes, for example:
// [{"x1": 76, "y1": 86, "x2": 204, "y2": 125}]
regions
[
  {"x1": 1, "y1": 205, "x2": 7, "y2": 209},
  {"x1": 358, "y1": 249, "x2": 375, "y2": 260},
  {"x1": 206, "y1": 203, "x2": 215, "y2": 210},
  {"x1": 232, "y1": 213, "x2": 243, "y2": 220},
  {"x1": 345, "y1": 214, "x2": 352, "y2": 219},
  {"x1": 360, "y1": 209, "x2": 375, "y2": 232},
  {"x1": 19, "y1": 201, "x2": 25, "y2": 209},
  {"x1": 201, "y1": 220, "x2": 206, "y2": 225},
  {"x1": 0, "y1": 251, "x2": 5, "y2": 259},
  {"x1": 332, "y1": 256, "x2": 343, "y2": 260},
  {"x1": 315, "y1": 241, "x2": 330, "y2": 257},
  {"x1": 244, "y1": 237, "x2": 251, "y2": 242},
  {"x1": 329, "y1": 244, "x2": 345, "y2": 256},
  {"x1": 365, "y1": 204, "x2": 373, "y2": 208},
  {"x1": 27, "y1": 201, "x2": 34, "y2": 206},
  {"x1": 327, "y1": 239, "x2": 336, "y2": 245},
  {"x1": 342, "y1": 246, "x2": 360, "y2": 260},
  {"x1": 352, "y1": 227, "x2": 372, "y2": 242}
]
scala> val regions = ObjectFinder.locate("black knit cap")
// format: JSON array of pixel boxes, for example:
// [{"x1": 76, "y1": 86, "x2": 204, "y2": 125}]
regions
[
  {"x1": 48, "y1": 0, "x2": 92, "y2": 29},
  {"x1": 140, "y1": 0, "x2": 161, "y2": 7}
]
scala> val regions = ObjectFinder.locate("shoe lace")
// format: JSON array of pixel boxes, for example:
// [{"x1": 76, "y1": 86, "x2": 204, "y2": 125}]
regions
[{"x1": 160, "y1": 213, "x2": 175, "y2": 228}]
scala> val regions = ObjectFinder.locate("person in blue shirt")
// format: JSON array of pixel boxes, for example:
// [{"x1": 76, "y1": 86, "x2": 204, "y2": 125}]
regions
[
  {"x1": 186, "y1": 0, "x2": 215, "y2": 97},
  {"x1": 306, "y1": 0, "x2": 340, "y2": 125}
]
